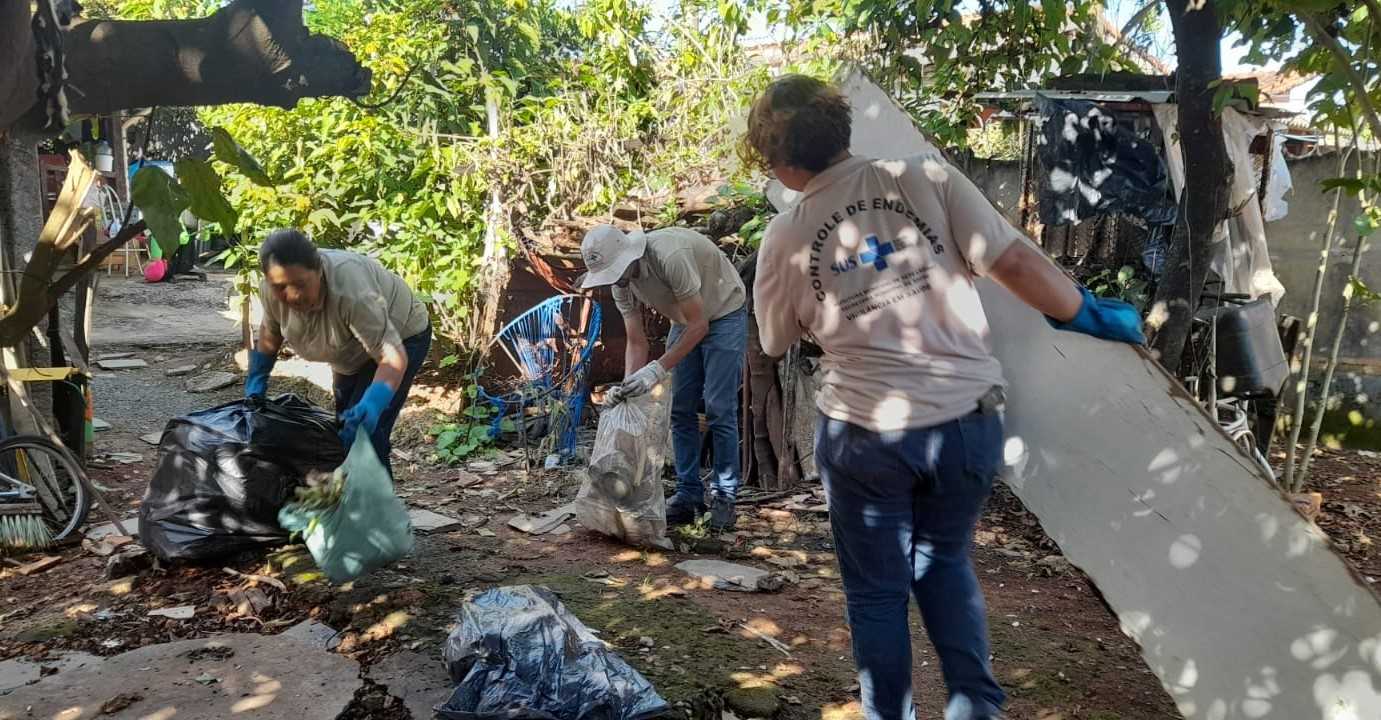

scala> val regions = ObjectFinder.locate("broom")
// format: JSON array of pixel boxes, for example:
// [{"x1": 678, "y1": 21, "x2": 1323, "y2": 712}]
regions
[{"x1": 0, "y1": 504, "x2": 53, "y2": 554}]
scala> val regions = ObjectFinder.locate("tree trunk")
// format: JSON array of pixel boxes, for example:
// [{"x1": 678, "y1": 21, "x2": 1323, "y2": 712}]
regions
[
  {"x1": 1149, "y1": 0, "x2": 1232, "y2": 376},
  {"x1": 1, "y1": 0, "x2": 371, "y2": 132}
]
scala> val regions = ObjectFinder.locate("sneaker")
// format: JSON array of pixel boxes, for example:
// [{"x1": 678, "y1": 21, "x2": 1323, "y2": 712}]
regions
[
  {"x1": 666, "y1": 494, "x2": 706, "y2": 526},
  {"x1": 708, "y1": 495, "x2": 737, "y2": 531}
]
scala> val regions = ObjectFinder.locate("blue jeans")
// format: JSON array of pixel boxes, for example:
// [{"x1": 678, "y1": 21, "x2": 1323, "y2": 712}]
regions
[
  {"x1": 333, "y1": 326, "x2": 432, "y2": 476},
  {"x1": 668, "y1": 306, "x2": 746, "y2": 503},
  {"x1": 816, "y1": 410, "x2": 1007, "y2": 720}
]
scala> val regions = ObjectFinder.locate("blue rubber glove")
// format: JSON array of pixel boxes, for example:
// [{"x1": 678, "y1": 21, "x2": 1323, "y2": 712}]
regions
[
  {"x1": 1047, "y1": 286, "x2": 1146, "y2": 345},
  {"x1": 245, "y1": 349, "x2": 276, "y2": 399},
  {"x1": 339, "y1": 381, "x2": 395, "y2": 448}
]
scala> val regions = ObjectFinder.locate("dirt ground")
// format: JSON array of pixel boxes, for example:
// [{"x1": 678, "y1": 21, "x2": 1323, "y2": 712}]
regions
[{"x1": 3, "y1": 276, "x2": 1377, "y2": 720}]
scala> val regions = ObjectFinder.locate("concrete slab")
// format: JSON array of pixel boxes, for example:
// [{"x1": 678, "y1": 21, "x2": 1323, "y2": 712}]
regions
[
  {"x1": 366, "y1": 649, "x2": 452, "y2": 720},
  {"x1": 140, "y1": 432, "x2": 163, "y2": 446},
  {"x1": 279, "y1": 620, "x2": 342, "y2": 651},
  {"x1": 408, "y1": 508, "x2": 463, "y2": 533},
  {"x1": 0, "y1": 633, "x2": 359, "y2": 720},
  {"x1": 0, "y1": 652, "x2": 99, "y2": 695},
  {"x1": 85, "y1": 516, "x2": 139, "y2": 540},
  {"x1": 96, "y1": 358, "x2": 148, "y2": 370},
  {"x1": 675, "y1": 559, "x2": 782, "y2": 592},
  {"x1": 165, "y1": 364, "x2": 198, "y2": 377}
]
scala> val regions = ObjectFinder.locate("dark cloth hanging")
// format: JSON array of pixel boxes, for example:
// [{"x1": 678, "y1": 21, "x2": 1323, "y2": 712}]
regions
[{"x1": 1035, "y1": 94, "x2": 1177, "y2": 227}]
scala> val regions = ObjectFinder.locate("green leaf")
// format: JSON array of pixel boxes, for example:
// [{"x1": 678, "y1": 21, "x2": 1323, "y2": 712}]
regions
[
  {"x1": 439, "y1": 354, "x2": 460, "y2": 369},
  {"x1": 174, "y1": 158, "x2": 239, "y2": 241},
  {"x1": 211, "y1": 127, "x2": 274, "y2": 187},
  {"x1": 1356, "y1": 212, "x2": 1379, "y2": 238},
  {"x1": 1041, "y1": 0, "x2": 1065, "y2": 29},
  {"x1": 1321, "y1": 177, "x2": 1367, "y2": 195},
  {"x1": 1348, "y1": 276, "x2": 1381, "y2": 305},
  {"x1": 307, "y1": 208, "x2": 341, "y2": 228},
  {"x1": 130, "y1": 166, "x2": 189, "y2": 259}
]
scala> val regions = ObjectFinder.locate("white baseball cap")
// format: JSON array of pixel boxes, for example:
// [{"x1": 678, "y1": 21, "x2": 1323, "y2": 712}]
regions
[{"x1": 579, "y1": 224, "x2": 647, "y2": 289}]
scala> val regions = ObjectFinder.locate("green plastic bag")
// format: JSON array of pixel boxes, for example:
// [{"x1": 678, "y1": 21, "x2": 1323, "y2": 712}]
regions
[{"x1": 278, "y1": 429, "x2": 415, "y2": 583}]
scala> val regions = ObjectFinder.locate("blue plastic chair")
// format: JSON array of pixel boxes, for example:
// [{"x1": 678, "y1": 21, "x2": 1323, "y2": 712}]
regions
[{"x1": 477, "y1": 294, "x2": 602, "y2": 466}]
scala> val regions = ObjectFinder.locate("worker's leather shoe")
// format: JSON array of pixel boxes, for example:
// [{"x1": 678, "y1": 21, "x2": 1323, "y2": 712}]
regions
[
  {"x1": 665, "y1": 494, "x2": 706, "y2": 526},
  {"x1": 708, "y1": 496, "x2": 737, "y2": 531}
]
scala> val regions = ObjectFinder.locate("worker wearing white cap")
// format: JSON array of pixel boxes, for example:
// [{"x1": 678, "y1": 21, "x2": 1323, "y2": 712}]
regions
[{"x1": 580, "y1": 224, "x2": 747, "y2": 530}]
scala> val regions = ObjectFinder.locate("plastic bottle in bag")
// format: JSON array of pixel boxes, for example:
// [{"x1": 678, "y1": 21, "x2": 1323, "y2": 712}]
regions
[{"x1": 574, "y1": 382, "x2": 673, "y2": 549}]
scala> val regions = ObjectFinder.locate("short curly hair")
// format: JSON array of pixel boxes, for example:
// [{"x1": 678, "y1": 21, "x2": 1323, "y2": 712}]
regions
[{"x1": 739, "y1": 75, "x2": 851, "y2": 173}]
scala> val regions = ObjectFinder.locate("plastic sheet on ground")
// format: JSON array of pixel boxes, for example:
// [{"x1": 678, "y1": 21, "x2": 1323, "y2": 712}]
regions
[
  {"x1": 138, "y1": 395, "x2": 345, "y2": 561},
  {"x1": 278, "y1": 428, "x2": 415, "y2": 584},
  {"x1": 573, "y1": 382, "x2": 672, "y2": 549},
  {"x1": 439, "y1": 585, "x2": 668, "y2": 720}
]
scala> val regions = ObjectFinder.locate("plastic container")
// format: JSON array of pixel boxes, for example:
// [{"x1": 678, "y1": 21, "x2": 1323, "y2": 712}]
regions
[{"x1": 1214, "y1": 298, "x2": 1288, "y2": 398}]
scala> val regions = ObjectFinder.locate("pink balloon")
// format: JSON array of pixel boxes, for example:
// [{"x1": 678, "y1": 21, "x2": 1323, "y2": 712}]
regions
[{"x1": 144, "y1": 259, "x2": 169, "y2": 283}]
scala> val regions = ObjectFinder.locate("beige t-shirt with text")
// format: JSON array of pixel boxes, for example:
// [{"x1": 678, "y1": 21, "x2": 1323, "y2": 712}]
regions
[
  {"x1": 754, "y1": 155, "x2": 1021, "y2": 432},
  {"x1": 613, "y1": 227, "x2": 746, "y2": 325},
  {"x1": 263, "y1": 250, "x2": 430, "y2": 375}
]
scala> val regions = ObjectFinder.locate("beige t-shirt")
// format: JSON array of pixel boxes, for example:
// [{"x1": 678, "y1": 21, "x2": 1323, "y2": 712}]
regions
[
  {"x1": 612, "y1": 227, "x2": 746, "y2": 325},
  {"x1": 263, "y1": 250, "x2": 430, "y2": 375},
  {"x1": 754, "y1": 155, "x2": 1021, "y2": 432}
]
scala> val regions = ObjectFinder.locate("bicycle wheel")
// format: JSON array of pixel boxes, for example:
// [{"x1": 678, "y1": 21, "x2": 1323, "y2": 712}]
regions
[{"x1": 0, "y1": 435, "x2": 91, "y2": 541}]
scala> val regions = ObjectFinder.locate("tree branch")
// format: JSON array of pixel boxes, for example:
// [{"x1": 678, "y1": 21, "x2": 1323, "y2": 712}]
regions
[
  {"x1": 2, "y1": 0, "x2": 371, "y2": 131},
  {"x1": 1303, "y1": 12, "x2": 1381, "y2": 143},
  {"x1": 47, "y1": 220, "x2": 146, "y2": 303}
]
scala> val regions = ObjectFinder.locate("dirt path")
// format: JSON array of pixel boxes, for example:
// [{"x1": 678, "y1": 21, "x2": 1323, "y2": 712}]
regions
[{"x1": 1, "y1": 276, "x2": 1192, "y2": 719}]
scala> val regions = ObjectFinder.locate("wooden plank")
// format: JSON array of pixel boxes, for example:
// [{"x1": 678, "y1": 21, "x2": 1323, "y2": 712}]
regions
[{"x1": 768, "y1": 67, "x2": 1381, "y2": 720}]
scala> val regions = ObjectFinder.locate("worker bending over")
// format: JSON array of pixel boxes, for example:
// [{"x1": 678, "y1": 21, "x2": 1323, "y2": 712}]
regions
[
  {"x1": 246, "y1": 230, "x2": 432, "y2": 473},
  {"x1": 745, "y1": 75, "x2": 1143, "y2": 720},
  {"x1": 580, "y1": 224, "x2": 747, "y2": 530}
]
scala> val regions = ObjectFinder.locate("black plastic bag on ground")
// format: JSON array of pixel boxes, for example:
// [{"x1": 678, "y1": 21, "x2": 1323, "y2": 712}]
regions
[
  {"x1": 439, "y1": 585, "x2": 669, "y2": 720},
  {"x1": 139, "y1": 394, "x2": 345, "y2": 561}
]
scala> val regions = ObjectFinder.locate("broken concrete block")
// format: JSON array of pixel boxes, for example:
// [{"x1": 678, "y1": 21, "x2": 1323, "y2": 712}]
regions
[
  {"x1": 408, "y1": 508, "x2": 463, "y2": 533},
  {"x1": 139, "y1": 432, "x2": 163, "y2": 446},
  {"x1": 187, "y1": 371, "x2": 239, "y2": 393},
  {"x1": 147, "y1": 605, "x2": 196, "y2": 620},
  {"x1": 280, "y1": 620, "x2": 342, "y2": 651},
  {"x1": 508, "y1": 504, "x2": 577, "y2": 536},
  {"x1": 365, "y1": 649, "x2": 452, "y2": 720},
  {"x1": 675, "y1": 559, "x2": 783, "y2": 593},
  {"x1": 95, "y1": 358, "x2": 148, "y2": 370},
  {"x1": 92, "y1": 417, "x2": 111, "y2": 432},
  {"x1": 85, "y1": 517, "x2": 139, "y2": 541},
  {"x1": 166, "y1": 364, "x2": 198, "y2": 377},
  {"x1": 0, "y1": 634, "x2": 359, "y2": 720}
]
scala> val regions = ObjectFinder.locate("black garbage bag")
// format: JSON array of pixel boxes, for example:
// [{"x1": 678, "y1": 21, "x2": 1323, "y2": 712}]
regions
[
  {"x1": 1035, "y1": 94, "x2": 1177, "y2": 227},
  {"x1": 139, "y1": 394, "x2": 345, "y2": 561},
  {"x1": 439, "y1": 585, "x2": 669, "y2": 720}
]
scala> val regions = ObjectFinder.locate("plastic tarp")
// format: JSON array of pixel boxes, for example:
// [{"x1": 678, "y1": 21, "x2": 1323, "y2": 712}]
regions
[
  {"x1": 278, "y1": 428, "x2": 415, "y2": 583},
  {"x1": 139, "y1": 395, "x2": 345, "y2": 561},
  {"x1": 1153, "y1": 105, "x2": 1288, "y2": 304},
  {"x1": 439, "y1": 585, "x2": 669, "y2": 720},
  {"x1": 574, "y1": 382, "x2": 673, "y2": 549},
  {"x1": 1035, "y1": 95, "x2": 1177, "y2": 227}
]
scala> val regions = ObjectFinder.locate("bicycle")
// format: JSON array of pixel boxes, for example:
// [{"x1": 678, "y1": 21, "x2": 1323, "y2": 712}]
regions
[
  {"x1": 1182, "y1": 289, "x2": 1287, "y2": 481},
  {"x1": 0, "y1": 431, "x2": 93, "y2": 543}
]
